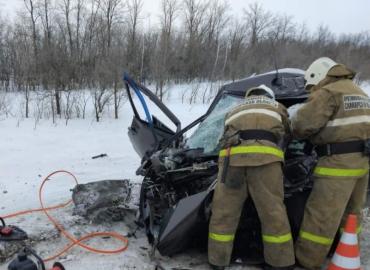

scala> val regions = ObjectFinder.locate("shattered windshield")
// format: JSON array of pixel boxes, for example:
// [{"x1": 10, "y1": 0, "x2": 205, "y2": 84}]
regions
[{"x1": 186, "y1": 94, "x2": 244, "y2": 155}]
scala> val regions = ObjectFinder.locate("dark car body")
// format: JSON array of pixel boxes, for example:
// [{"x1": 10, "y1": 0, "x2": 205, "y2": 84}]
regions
[{"x1": 123, "y1": 70, "x2": 317, "y2": 263}]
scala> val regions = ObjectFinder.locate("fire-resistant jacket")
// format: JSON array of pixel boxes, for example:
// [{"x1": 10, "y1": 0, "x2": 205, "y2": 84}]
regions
[
  {"x1": 292, "y1": 64, "x2": 370, "y2": 176},
  {"x1": 219, "y1": 95, "x2": 290, "y2": 167}
]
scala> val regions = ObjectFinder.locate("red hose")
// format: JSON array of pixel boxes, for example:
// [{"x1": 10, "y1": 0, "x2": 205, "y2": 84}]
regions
[{"x1": 3, "y1": 170, "x2": 129, "y2": 262}]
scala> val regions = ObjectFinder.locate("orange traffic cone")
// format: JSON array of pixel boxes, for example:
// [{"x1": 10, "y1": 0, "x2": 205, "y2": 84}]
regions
[{"x1": 327, "y1": 214, "x2": 361, "y2": 270}]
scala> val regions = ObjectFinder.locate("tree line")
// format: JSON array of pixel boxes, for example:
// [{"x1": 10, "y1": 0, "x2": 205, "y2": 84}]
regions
[{"x1": 0, "y1": 0, "x2": 369, "y2": 120}]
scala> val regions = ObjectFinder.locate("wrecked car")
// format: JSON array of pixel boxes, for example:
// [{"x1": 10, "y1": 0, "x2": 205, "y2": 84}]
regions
[{"x1": 123, "y1": 70, "x2": 317, "y2": 264}]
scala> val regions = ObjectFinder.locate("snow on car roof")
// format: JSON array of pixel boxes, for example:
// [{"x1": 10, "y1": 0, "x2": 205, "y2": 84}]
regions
[{"x1": 264, "y1": 68, "x2": 305, "y2": 75}]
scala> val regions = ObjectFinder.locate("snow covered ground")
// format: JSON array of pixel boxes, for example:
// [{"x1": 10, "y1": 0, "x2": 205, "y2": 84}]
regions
[
  {"x1": 0, "y1": 83, "x2": 229, "y2": 270},
  {"x1": 1, "y1": 82, "x2": 370, "y2": 270}
]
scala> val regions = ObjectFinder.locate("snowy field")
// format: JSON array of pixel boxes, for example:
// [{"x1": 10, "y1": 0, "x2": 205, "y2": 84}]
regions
[
  {"x1": 1, "y1": 81, "x2": 370, "y2": 270},
  {"x1": 0, "y1": 82, "x2": 235, "y2": 270}
]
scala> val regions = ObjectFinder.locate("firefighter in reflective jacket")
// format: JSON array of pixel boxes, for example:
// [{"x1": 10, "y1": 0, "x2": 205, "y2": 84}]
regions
[
  {"x1": 208, "y1": 85, "x2": 295, "y2": 270},
  {"x1": 292, "y1": 57, "x2": 370, "y2": 269}
]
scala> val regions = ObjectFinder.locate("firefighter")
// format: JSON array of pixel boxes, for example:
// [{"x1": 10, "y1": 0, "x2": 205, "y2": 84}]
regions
[
  {"x1": 292, "y1": 57, "x2": 370, "y2": 269},
  {"x1": 208, "y1": 85, "x2": 295, "y2": 270}
]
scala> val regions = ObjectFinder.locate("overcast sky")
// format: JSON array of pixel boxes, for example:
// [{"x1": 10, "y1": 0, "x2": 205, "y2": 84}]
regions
[{"x1": 1, "y1": 0, "x2": 369, "y2": 34}]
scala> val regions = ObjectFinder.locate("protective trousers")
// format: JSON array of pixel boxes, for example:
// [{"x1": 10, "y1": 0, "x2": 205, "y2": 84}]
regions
[
  {"x1": 208, "y1": 162, "x2": 295, "y2": 267},
  {"x1": 295, "y1": 173, "x2": 369, "y2": 270}
]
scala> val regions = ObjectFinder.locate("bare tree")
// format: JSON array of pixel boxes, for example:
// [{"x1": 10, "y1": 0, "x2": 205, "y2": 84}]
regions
[
  {"x1": 227, "y1": 19, "x2": 246, "y2": 80},
  {"x1": 63, "y1": 90, "x2": 73, "y2": 125},
  {"x1": 205, "y1": 0, "x2": 229, "y2": 81},
  {"x1": 61, "y1": 0, "x2": 74, "y2": 56},
  {"x1": 24, "y1": 0, "x2": 39, "y2": 60},
  {"x1": 182, "y1": 0, "x2": 208, "y2": 79},
  {"x1": 99, "y1": 0, "x2": 123, "y2": 52},
  {"x1": 92, "y1": 88, "x2": 112, "y2": 122},
  {"x1": 244, "y1": 2, "x2": 275, "y2": 47},
  {"x1": 126, "y1": 0, "x2": 143, "y2": 75},
  {"x1": 75, "y1": 0, "x2": 84, "y2": 62},
  {"x1": 0, "y1": 0, "x2": 368, "y2": 120},
  {"x1": 73, "y1": 90, "x2": 90, "y2": 119},
  {"x1": 155, "y1": 0, "x2": 178, "y2": 100}
]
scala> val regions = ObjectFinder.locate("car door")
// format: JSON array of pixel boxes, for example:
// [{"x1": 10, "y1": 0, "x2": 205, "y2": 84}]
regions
[{"x1": 124, "y1": 74, "x2": 181, "y2": 159}]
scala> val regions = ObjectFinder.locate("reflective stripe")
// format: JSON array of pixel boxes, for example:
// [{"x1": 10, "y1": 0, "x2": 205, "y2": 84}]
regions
[
  {"x1": 332, "y1": 254, "x2": 361, "y2": 269},
  {"x1": 300, "y1": 231, "x2": 333, "y2": 245},
  {"x1": 209, "y1": 232, "x2": 235, "y2": 242},
  {"x1": 225, "y1": 108, "x2": 282, "y2": 126},
  {"x1": 262, "y1": 233, "x2": 292, "y2": 244},
  {"x1": 326, "y1": 115, "x2": 370, "y2": 127},
  {"x1": 340, "y1": 232, "x2": 358, "y2": 245},
  {"x1": 219, "y1": 145, "x2": 284, "y2": 159},
  {"x1": 314, "y1": 167, "x2": 368, "y2": 177}
]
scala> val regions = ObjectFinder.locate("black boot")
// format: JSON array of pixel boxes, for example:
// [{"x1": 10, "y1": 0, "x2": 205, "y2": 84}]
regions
[
  {"x1": 263, "y1": 264, "x2": 295, "y2": 270},
  {"x1": 209, "y1": 263, "x2": 225, "y2": 270}
]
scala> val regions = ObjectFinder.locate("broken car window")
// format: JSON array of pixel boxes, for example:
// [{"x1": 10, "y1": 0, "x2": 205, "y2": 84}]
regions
[{"x1": 186, "y1": 94, "x2": 244, "y2": 155}]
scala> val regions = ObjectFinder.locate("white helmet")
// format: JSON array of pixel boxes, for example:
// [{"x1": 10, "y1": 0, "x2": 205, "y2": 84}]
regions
[
  {"x1": 305, "y1": 57, "x2": 338, "y2": 89},
  {"x1": 246, "y1": 84, "x2": 275, "y2": 99}
]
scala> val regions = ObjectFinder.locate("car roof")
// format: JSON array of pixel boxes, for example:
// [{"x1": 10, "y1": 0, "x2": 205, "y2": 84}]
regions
[{"x1": 220, "y1": 68, "x2": 308, "y2": 100}]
